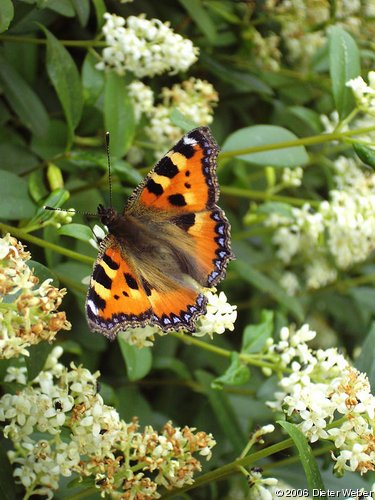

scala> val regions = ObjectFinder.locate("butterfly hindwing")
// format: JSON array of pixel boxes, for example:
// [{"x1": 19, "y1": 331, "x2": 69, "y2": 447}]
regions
[
  {"x1": 176, "y1": 207, "x2": 232, "y2": 287},
  {"x1": 148, "y1": 287, "x2": 208, "y2": 332},
  {"x1": 86, "y1": 236, "x2": 153, "y2": 339},
  {"x1": 86, "y1": 236, "x2": 209, "y2": 337}
]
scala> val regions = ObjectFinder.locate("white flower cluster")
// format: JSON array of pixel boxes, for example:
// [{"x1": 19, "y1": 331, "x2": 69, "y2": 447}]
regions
[
  {"x1": 97, "y1": 13, "x2": 198, "y2": 78},
  {"x1": 281, "y1": 166, "x2": 303, "y2": 187},
  {"x1": 127, "y1": 80, "x2": 154, "y2": 121},
  {"x1": 248, "y1": 468, "x2": 278, "y2": 499},
  {"x1": 267, "y1": 324, "x2": 375, "y2": 476},
  {"x1": 267, "y1": 155, "x2": 375, "y2": 290},
  {"x1": 347, "y1": 71, "x2": 375, "y2": 114},
  {"x1": 47, "y1": 208, "x2": 73, "y2": 229},
  {"x1": 194, "y1": 291, "x2": 237, "y2": 338},
  {"x1": 128, "y1": 77, "x2": 219, "y2": 159},
  {"x1": 251, "y1": 29, "x2": 281, "y2": 71},
  {"x1": 262, "y1": 0, "x2": 363, "y2": 68},
  {"x1": 0, "y1": 234, "x2": 70, "y2": 359},
  {"x1": 0, "y1": 347, "x2": 216, "y2": 498},
  {"x1": 119, "y1": 323, "x2": 166, "y2": 348}
]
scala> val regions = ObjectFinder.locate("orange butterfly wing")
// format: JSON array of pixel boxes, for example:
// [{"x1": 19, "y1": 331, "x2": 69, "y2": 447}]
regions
[
  {"x1": 127, "y1": 127, "x2": 233, "y2": 287},
  {"x1": 86, "y1": 237, "x2": 153, "y2": 339}
]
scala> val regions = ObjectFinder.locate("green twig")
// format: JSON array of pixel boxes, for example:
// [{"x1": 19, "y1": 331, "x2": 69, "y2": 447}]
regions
[
  {"x1": 219, "y1": 125, "x2": 375, "y2": 159},
  {"x1": 0, "y1": 34, "x2": 106, "y2": 48},
  {"x1": 221, "y1": 186, "x2": 320, "y2": 208},
  {"x1": 0, "y1": 222, "x2": 94, "y2": 266},
  {"x1": 170, "y1": 332, "x2": 280, "y2": 371}
]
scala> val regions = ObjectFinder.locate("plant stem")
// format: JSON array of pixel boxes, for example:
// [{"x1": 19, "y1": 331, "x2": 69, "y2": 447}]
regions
[
  {"x1": 221, "y1": 186, "x2": 320, "y2": 207},
  {"x1": 0, "y1": 223, "x2": 94, "y2": 266},
  {"x1": 0, "y1": 34, "x2": 106, "y2": 48},
  {"x1": 170, "y1": 332, "x2": 280, "y2": 371},
  {"x1": 219, "y1": 125, "x2": 375, "y2": 159}
]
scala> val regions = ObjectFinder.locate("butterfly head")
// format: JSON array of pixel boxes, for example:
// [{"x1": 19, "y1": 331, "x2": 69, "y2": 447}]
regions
[{"x1": 97, "y1": 204, "x2": 118, "y2": 228}]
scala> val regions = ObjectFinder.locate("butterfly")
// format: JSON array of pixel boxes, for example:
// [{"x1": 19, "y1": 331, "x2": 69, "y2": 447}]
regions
[{"x1": 86, "y1": 127, "x2": 234, "y2": 339}]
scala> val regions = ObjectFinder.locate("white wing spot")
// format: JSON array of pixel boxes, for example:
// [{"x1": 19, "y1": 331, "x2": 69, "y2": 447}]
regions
[
  {"x1": 183, "y1": 136, "x2": 197, "y2": 145},
  {"x1": 87, "y1": 299, "x2": 98, "y2": 315}
]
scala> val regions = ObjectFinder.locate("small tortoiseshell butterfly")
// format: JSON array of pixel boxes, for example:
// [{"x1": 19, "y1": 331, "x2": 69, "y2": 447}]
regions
[{"x1": 86, "y1": 127, "x2": 234, "y2": 339}]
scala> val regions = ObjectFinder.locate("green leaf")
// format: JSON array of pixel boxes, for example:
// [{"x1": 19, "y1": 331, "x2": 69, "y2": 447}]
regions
[
  {"x1": 233, "y1": 259, "x2": 304, "y2": 321},
  {"x1": 353, "y1": 143, "x2": 375, "y2": 169},
  {"x1": 43, "y1": 0, "x2": 75, "y2": 17},
  {"x1": 212, "y1": 352, "x2": 250, "y2": 389},
  {"x1": 71, "y1": 0, "x2": 90, "y2": 26},
  {"x1": 82, "y1": 52, "x2": 105, "y2": 105},
  {"x1": 58, "y1": 223, "x2": 93, "y2": 243},
  {"x1": 92, "y1": 0, "x2": 106, "y2": 29},
  {"x1": 0, "y1": 170, "x2": 35, "y2": 219},
  {"x1": 104, "y1": 74, "x2": 135, "y2": 158},
  {"x1": 274, "y1": 103, "x2": 323, "y2": 136},
  {"x1": 0, "y1": 143, "x2": 39, "y2": 174},
  {"x1": 0, "y1": 441, "x2": 16, "y2": 500},
  {"x1": 42, "y1": 26, "x2": 83, "y2": 145},
  {"x1": 355, "y1": 322, "x2": 375, "y2": 389},
  {"x1": 206, "y1": 1, "x2": 241, "y2": 24},
  {"x1": 25, "y1": 342, "x2": 53, "y2": 381},
  {"x1": 222, "y1": 125, "x2": 309, "y2": 167},
  {"x1": 65, "y1": 149, "x2": 108, "y2": 170},
  {"x1": 31, "y1": 119, "x2": 68, "y2": 159},
  {"x1": 28, "y1": 188, "x2": 70, "y2": 227},
  {"x1": 329, "y1": 26, "x2": 360, "y2": 119},
  {"x1": 117, "y1": 386, "x2": 154, "y2": 425},
  {"x1": 0, "y1": 0, "x2": 14, "y2": 33},
  {"x1": 43, "y1": 188, "x2": 70, "y2": 210},
  {"x1": 258, "y1": 202, "x2": 294, "y2": 219},
  {"x1": 278, "y1": 421, "x2": 325, "y2": 495},
  {"x1": 196, "y1": 370, "x2": 245, "y2": 454},
  {"x1": 113, "y1": 160, "x2": 143, "y2": 185},
  {"x1": 118, "y1": 337, "x2": 152, "y2": 381},
  {"x1": 200, "y1": 52, "x2": 272, "y2": 95},
  {"x1": 153, "y1": 357, "x2": 191, "y2": 380},
  {"x1": 29, "y1": 169, "x2": 49, "y2": 203},
  {"x1": 178, "y1": 0, "x2": 217, "y2": 42},
  {"x1": 241, "y1": 310, "x2": 274, "y2": 354},
  {"x1": 0, "y1": 54, "x2": 49, "y2": 136},
  {"x1": 170, "y1": 108, "x2": 198, "y2": 132}
]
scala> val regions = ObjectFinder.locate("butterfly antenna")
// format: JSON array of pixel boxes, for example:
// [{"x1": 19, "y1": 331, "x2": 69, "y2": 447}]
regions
[
  {"x1": 106, "y1": 132, "x2": 113, "y2": 208},
  {"x1": 43, "y1": 206, "x2": 98, "y2": 217}
]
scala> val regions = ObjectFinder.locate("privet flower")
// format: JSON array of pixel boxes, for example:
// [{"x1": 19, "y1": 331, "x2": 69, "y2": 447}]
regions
[
  {"x1": 128, "y1": 78, "x2": 219, "y2": 159},
  {"x1": 96, "y1": 13, "x2": 198, "y2": 78},
  {"x1": 267, "y1": 324, "x2": 375, "y2": 476},
  {"x1": 248, "y1": 468, "x2": 278, "y2": 500},
  {"x1": 347, "y1": 71, "x2": 375, "y2": 114},
  {"x1": 260, "y1": 0, "x2": 365, "y2": 69},
  {"x1": 266, "y1": 155, "x2": 375, "y2": 290},
  {"x1": 281, "y1": 166, "x2": 303, "y2": 187},
  {"x1": 194, "y1": 291, "x2": 237, "y2": 338},
  {"x1": 0, "y1": 347, "x2": 216, "y2": 499},
  {"x1": 43, "y1": 207, "x2": 74, "y2": 229},
  {"x1": 0, "y1": 234, "x2": 71, "y2": 359}
]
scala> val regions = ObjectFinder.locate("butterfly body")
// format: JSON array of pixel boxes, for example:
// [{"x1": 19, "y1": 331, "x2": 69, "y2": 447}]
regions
[{"x1": 86, "y1": 127, "x2": 233, "y2": 339}]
